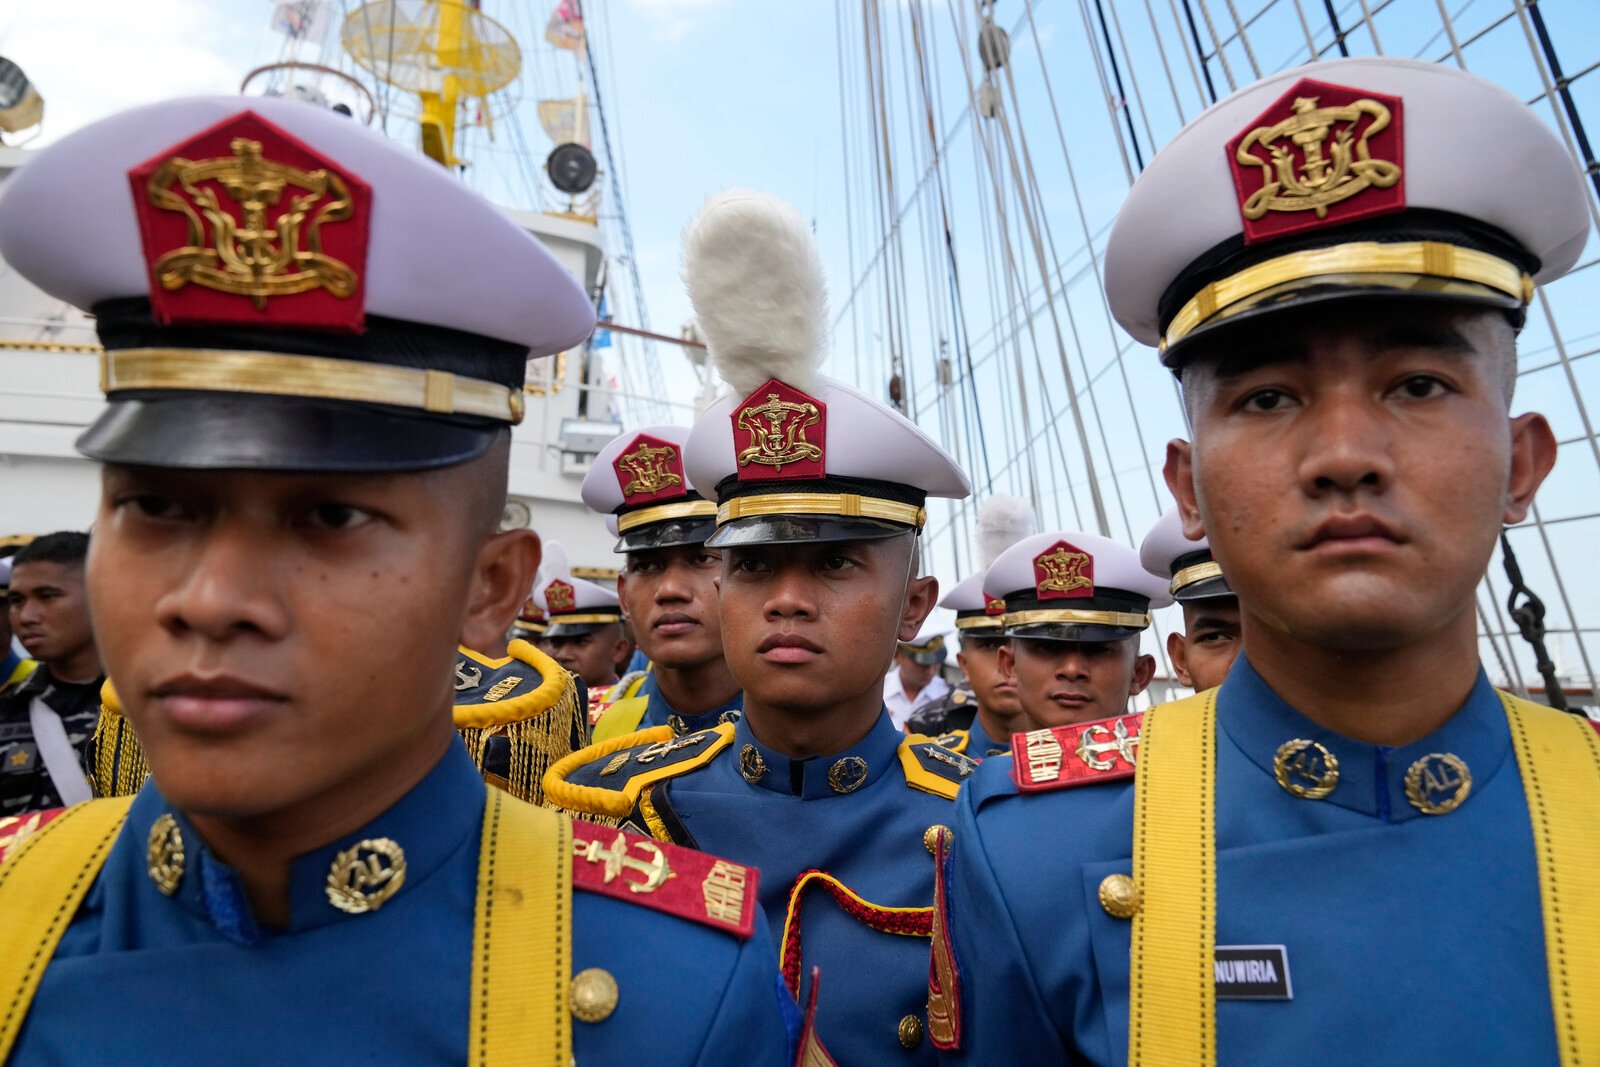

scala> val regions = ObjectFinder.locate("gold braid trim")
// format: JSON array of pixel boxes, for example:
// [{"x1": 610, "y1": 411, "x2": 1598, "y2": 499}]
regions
[
  {"x1": 91, "y1": 680, "x2": 149, "y2": 798},
  {"x1": 455, "y1": 641, "x2": 587, "y2": 808}
]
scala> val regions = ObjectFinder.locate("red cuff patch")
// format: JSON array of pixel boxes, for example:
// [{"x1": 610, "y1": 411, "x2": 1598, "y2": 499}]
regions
[
  {"x1": 1010, "y1": 713, "x2": 1144, "y2": 792},
  {"x1": 570, "y1": 820, "x2": 759, "y2": 939}
]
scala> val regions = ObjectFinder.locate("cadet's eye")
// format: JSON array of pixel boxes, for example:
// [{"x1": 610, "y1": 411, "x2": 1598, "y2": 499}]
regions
[
  {"x1": 694, "y1": 551, "x2": 721, "y2": 568},
  {"x1": 121, "y1": 493, "x2": 188, "y2": 522},
  {"x1": 731, "y1": 555, "x2": 767, "y2": 575},
  {"x1": 819, "y1": 553, "x2": 856, "y2": 572},
  {"x1": 304, "y1": 503, "x2": 374, "y2": 531},
  {"x1": 1392, "y1": 375, "x2": 1450, "y2": 400},
  {"x1": 1240, "y1": 388, "x2": 1294, "y2": 413}
]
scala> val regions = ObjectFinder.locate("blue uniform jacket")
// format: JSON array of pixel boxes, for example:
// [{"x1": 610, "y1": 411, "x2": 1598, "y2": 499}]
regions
[
  {"x1": 554, "y1": 710, "x2": 976, "y2": 1065},
  {"x1": 636, "y1": 670, "x2": 744, "y2": 734},
  {"x1": 940, "y1": 656, "x2": 1557, "y2": 1064},
  {"x1": 12, "y1": 741, "x2": 792, "y2": 1064}
]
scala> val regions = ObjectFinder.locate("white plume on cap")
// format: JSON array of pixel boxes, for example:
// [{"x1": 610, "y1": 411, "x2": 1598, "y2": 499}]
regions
[
  {"x1": 541, "y1": 540, "x2": 571, "y2": 581},
  {"x1": 682, "y1": 189, "x2": 827, "y2": 398},
  {"x1": 977, "y1": 494, "x2": 1035, "y2": 569}
]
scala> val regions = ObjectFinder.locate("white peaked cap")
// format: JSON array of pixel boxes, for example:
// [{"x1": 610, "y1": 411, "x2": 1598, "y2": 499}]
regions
[
  {"x1": 986, "y1": 530, "x2": 1172, "y2": 642},
  {"x1": 1105, "y1": 57, "x2": 1589, "y2": 360}
]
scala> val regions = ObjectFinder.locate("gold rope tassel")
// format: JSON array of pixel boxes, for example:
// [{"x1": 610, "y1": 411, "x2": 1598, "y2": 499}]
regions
[{"x1": 91, "y1": 683, "x2": 150, "y2": 799}]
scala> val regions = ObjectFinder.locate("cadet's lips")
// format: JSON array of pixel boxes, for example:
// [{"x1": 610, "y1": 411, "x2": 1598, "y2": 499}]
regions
[
  {"x1": 150, "y1": 674, "x2": 288, "y2": 733},
  {"x1": 1298, "y1": 513, "x2": 1406, "y2": 553},
  {"x1": 652, "y1": 612, "x2": 700, "y2": 636},
  {"x1": 756, "y1": 632, "x2": 824, "y2": 664}
]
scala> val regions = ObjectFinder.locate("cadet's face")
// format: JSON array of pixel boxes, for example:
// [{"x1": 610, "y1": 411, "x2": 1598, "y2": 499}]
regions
[
  {"x1": 1170, "y1": 597, "x2": 1242, "y2": 692},
  {"x1": 1171, "y1": 304, "x2": 1555, "y2": 652},
  {"x1": 1002, "y1": 637, "x2": 1152, "y2": 726},
  {"x1": 8, "y1": 560, "x2": 94, "y2": 669},
  {"x1": 720, "y1": 537, "x2": 927, "y2": 714},
  {"x1": 89, "y1": 465, "x2": 477, "y2": 821},
  {"x1": 547, "y1": 626, "x2": 624, "y2": 688},
  {"x1": 957, "y1": 636, "x2": 1021, "y2": 720},
  {"x1": 618, "y1": 545, "x2": 724, "y2": 670}
]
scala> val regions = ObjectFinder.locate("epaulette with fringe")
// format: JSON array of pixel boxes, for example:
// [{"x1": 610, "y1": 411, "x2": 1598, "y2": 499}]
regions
[
  {"x1": 542, "y1": 723, "x2": 736, "y2": 823},
  {"x1": 570, "y1": 819, "x2": 759, "y2": 939},
  {"x1": 92, "y1": 680, "x2": 148, "y2": 799},
  {"x1": 455, "y1": 639, "x2": 586, "y2": 807},
  {"x1": 898, "y1": 735, "x2": 978, "y2": 799}
]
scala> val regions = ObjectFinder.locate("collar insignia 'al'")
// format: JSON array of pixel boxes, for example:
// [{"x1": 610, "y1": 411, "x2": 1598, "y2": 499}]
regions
[
  {"x1": 1228, "y1": 78, "x2": 1405, "y2": 244},
  {"x1": 129, "y1": 110, "x2": 371, "y2": 331},
  {"x1": 614, "y1": 433, "x2": 688, "y2": 503},
  {"x1": 1033, "y1": 541, "x2": 1094, "y2": 600},
  {"x1": 732, "y1": 377, "x2": 827, "y2": 482}
]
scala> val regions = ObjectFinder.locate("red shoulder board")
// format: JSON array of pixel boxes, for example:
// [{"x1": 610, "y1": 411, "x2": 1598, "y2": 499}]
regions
[
  {"x1": 1010, "y1": 713, "x2": 1143, "y2": 793},
  {"x1": 571, "y1": 820, "x2": 759, "y2": 939},
  {"x1": 0, "y1": 807, "x2": 67, "y2": 864},
  {"x1": 585, "y1": 688, "x2": 612, "y2": 727}
]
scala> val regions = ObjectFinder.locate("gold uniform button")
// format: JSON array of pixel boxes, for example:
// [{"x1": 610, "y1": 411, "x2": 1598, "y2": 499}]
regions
[
  {"x1": 1098, "y1": 873, "x2": 1141, "y2": 919},
  {"x1": 569, "y1": 967, "x2": 619, "y2": 1023},
  {"x1": 898, "y1": 1013, "x2": 925, "y2": 1049},
  {"x1": 923, "y1": 824, "x2": 951, "y2": 855}
]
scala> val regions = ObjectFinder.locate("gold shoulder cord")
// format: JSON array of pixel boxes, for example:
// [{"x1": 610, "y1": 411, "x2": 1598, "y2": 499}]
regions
[
  {"x1": 1127, "y1": 691, "x2": 1600, "y2": 1067},
  {"x1": 0, "y1": 797, "x2": 136, "y2": 1060},
  {"x1": 0, "y1": 789, "x2": 575, "y2": 1066},
  {"x1": 1126, "y1": 692, "x2": 1215, "y2": 1067},
  {"x1": 1502, "y1": 694, "x2": 1600, "y2": 1066}
]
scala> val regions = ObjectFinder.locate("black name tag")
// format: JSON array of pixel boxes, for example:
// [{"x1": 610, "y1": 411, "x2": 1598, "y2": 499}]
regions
[{"x1": 1214, "y1": 945, "x2": 1292, "y2": 1000}]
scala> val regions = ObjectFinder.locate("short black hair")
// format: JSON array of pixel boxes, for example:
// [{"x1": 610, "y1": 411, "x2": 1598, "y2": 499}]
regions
[{"x1": 13, "y1": 531, "x2": 89, "y2": 568}]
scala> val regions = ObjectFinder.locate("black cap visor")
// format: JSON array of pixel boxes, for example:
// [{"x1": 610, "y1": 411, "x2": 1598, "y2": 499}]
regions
[
  {"x1": 1009, "y1": 621, "x2": 1145, "y2": 644},
  {"x1": 704, "y1": 514, "x2": 914, "y2": 549},
  {"x1": 614, "y1": 516, "x2": 718, "y2": 554},
  {"x1": 78, "y1": 394, "x2": 500, "y2": 472},
  {"x1": 1173, "y1": 573, "x2": 1235, "y2": 602},
  {"x1": 544, "y1": 619, "x2": 620, "y2": 638}
]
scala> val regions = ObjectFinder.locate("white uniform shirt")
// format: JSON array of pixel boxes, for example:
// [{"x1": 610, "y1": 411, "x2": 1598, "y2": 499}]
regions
[{"x1": 882, "y1": 668, "x2": 949, "y2": 731}]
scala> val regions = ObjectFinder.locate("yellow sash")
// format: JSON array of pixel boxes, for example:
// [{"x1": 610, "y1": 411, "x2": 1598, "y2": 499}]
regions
[
  {"x1": 1128, "y1": 691, "x2": 1600, "y2": 1067},
  {"x1": 0, "y1": 787, "x2": 572, "y2": 1066}
]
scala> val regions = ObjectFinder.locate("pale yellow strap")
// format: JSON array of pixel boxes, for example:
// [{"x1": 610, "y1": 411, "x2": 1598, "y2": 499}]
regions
[
  {"x1": 471, "y1": 786, "x2": 572, "y2": 1067},
  {"x1": 0, "y1": 797, "x2": 135, "y2": 1061},
  {"x1": 1503, "y1": 695, "x2": 1600, "y2": 1067},
  {"x1": 1127, "y1": 692, "x2": 1216, "y2": 1067}
]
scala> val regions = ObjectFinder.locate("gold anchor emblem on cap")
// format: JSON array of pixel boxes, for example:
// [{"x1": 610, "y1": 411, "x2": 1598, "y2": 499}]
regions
[
  {"x1": 828, "y1": 755, "x2": 868, "y2": 794},
  {"x1": 739, "y1": 744, "x2": 768, "y2": 784},
  {"x1": 1404, "y1": 753, "x2": 1471, "y2": 815},
  {"x1": 326, "y1": 838, "x2": 407, "y2": 914},
  {"x1": 1273, "y1": 738, "x2": 1340, "y2": 799},
  {"x1": 146, "y1": 813, "x2": 186, "y2": 896}
]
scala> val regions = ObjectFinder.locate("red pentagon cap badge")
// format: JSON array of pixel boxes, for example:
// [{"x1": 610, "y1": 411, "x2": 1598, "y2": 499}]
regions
[
  {"x1": 614, "y1": 433, "x2": 688, "y2": 505},
  {"x1": 1228, "y1": 78, "x2": 1405, "y2": 244},
  {"x1": 984, "y1": 596, "x2": 1007, "y2": 617},
  {"x1": 731, "y1": 378, "x2": 826, "y2": 482},
  {"x1": 543, "y1": 579, "x2": 576, "y2": 614},
  {"x1": 1033, "y1": 540, "x2": 1094, "y2": 601},
  {"x1": 128, "y1": 110, "x2": 371, "y2": 331}
]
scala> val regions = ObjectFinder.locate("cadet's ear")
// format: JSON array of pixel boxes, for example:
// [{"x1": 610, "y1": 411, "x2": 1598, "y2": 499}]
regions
[
  {"x1": 1503, "y1": 412, "x2": 1557, "y2": 525},
  {"x1": 896, "y1": 575, "x2": 938, "y2": 642},
  {"x1": 1166, "y1": 631, "x2": 1193, "y2": 689},
  {"x1": 995, "y1": 642, "x2": 1015, "y2": 682},
  {"x1": 1128, "y1": 651, "x2": 1157, "y2": 698},
  {"x1": 461, "y1": 528, "x2": 541, "y2": 655},
  {"x1": 1164, "y1": 438, "x2": 1205, "y2": 541}
]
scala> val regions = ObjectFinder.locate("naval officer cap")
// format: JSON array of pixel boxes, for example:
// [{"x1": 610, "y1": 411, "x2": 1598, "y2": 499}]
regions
[
  {"x1": 534, "y1": 541, "x2": 622, "y2": 638},
  {"x1": 680, "y1": 190, "x2": 970, "y2": 547},
  {"x1": 0, "y1": 95, "x2": 595, "y2": 470},
  {"x1": 582, "y1": 425, "x2": 718, "y2": 552},
  {"x1": 1140, "y1": 507, "x2": 1233, "y2": 602},
  {"x1": 939, "y1": 494, "x2": 1037, "y2": 637},
  {"x1": 1104, "y1": 57, "x2": 1590, "y2": 369},
  {"x1": 985, "y1": 530, "x2": 1172, "y2": 644},
  {"x1": 898, "y1": 623, "x2": 950, "y2": 667}
]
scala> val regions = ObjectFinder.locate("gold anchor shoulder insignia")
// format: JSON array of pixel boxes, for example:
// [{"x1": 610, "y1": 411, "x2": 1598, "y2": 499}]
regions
[
  {"x1": 1010, "y1": 713, "x2": 1145, "y2": 793},
  {"x1": 570, "y1": 820, "x2": 760, "y2": 938}
]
